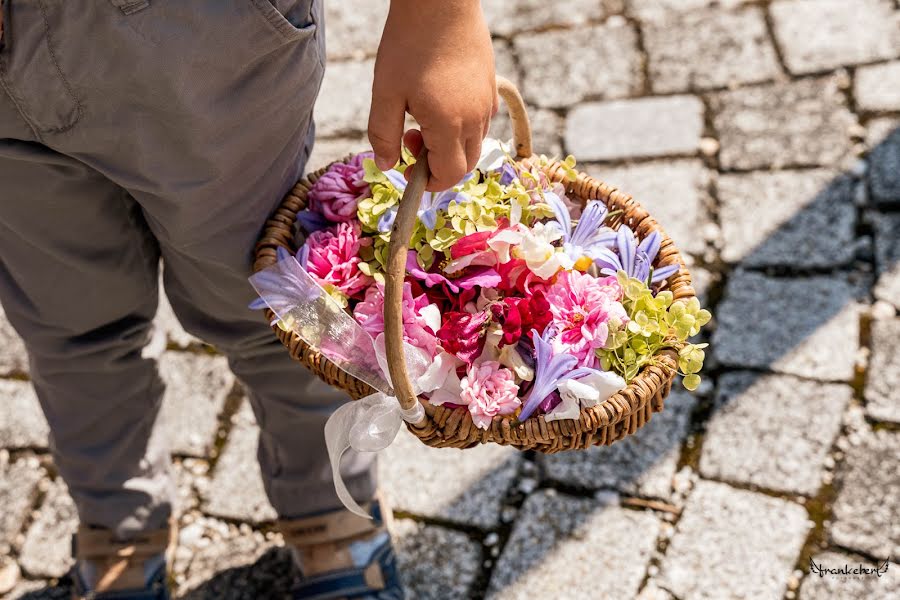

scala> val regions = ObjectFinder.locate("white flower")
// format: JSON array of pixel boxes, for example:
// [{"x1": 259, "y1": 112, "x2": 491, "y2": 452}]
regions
[
  {"x1": 546, "y1": 371, "x2": 626, "y2": 422},
  {"x1": 475, "y1": 138, "x2": 511, "y2": 173},
  {"x1": 487, "y1": 223, "x2": 574, "y2": 279}
]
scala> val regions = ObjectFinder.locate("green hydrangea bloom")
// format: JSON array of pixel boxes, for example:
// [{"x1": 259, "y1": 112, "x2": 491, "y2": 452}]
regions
[{"x1": 598, "y1": 271, "x2": 711, "y2": 391}]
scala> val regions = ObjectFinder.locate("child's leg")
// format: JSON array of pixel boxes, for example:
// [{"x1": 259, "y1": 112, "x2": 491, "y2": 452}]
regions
[{"x1": 0, "y1": 146, "x2": 173, "y2": 539}]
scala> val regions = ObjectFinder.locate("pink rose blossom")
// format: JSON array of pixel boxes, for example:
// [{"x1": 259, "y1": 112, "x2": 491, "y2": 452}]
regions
[
  {"x1": 303, "y1": 222, "x2": 373, "y2": 298},
  {"x1": 308, "y1": 153, "x2": 372, "y2": 222},
  {"x1": 545, "y1": 270, "x2": 628, "y2": 367},
  {"x1": 353, "y1": 282, "x2": 440, "y2": 358},
  {"x1": 459, "y1": 361, "x2": 521, "y2": 430}
]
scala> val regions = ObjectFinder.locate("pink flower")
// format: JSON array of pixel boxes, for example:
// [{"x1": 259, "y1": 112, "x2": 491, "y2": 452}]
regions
[
  {"x1": 544, "y1": 271, "x2": 628, "y2": 367},
  {"x1": 353, "y1": 282, "x2": 440, "y2": 358},
  {"x1": 459, "y1": 361, "x2": 521, "y2": 430},
  {"x1": 303, "y1": 222, "x2": 373, "y2": 298},
  {"x1": 308, "y1": 153, "x2": 372, "y2": 222}
]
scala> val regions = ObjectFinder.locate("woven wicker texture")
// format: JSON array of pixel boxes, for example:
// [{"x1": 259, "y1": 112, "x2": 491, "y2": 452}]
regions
[{"x1": 253, "y1": 79, "x2": 695, "y2": 453}]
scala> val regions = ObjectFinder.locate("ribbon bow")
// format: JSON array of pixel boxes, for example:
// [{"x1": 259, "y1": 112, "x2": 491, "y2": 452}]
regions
[{"x1": 249, "y1": 250, "x2": 438, "y2": 518}]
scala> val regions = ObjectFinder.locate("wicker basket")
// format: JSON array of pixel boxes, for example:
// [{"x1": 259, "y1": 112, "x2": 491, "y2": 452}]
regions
[{"x1": 253, "y1": 77, "x2": 695, "y2": 453}]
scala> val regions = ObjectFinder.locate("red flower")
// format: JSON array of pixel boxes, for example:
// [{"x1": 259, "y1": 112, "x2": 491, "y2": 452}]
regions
[
  {"x1": 490, "y1": 291, "x2": 552, "y2": 347},
  {"x1": 437, "y1": 311, "x2": 490, "y2": 364}
]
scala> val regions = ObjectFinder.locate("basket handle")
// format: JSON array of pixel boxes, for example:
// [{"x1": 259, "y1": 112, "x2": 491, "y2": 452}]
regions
[{"x1": 383, "y1": 76, "x2": 533, "y2": 418}]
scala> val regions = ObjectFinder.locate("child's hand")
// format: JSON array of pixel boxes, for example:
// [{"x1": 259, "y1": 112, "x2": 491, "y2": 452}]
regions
[{"x1": 368, "y1": 0, "x2": 498, "y2": 192}]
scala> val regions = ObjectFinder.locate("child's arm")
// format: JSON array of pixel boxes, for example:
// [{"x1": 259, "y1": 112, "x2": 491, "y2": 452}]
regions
[{"x1": 368, "y1": 0, "x2": 498, "y2": 192}]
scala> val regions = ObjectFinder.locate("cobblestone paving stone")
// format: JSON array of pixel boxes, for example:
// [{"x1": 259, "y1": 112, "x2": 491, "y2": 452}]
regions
[
  {"x1": 829, "y1": 428, "x2": 900, "y2": 560},
  {"x1": 869, "y1": 127, "x2": 900, "y2": 206},
  {"x1": 17, "y1": 479, "x2": 78, "y2": 579},
  {"x1": 0, "y1": 306, "x2": 27, "y2": 377},
  {"x1": 392, "y1": 519, "x2": 483, "y2": 600},
  {"x1": 854, "y1": 61, "x2": 900, "y2": 112},
  {"x1": 201, "y1": 401, "x2": 277, "y2": 524},
  {"x1": 699, "y1": 372, "x2": 851, "y2": 496},
  {"x1": 713, "y1": 270, "x2": 863, "y2": 381},
  {"x1": 487, "y1": 490, "x2": 660, "y2": 599},
  {"x1": 0, "y1": 454, "x2": 43, "y2": 556},
  {"x1": 717, "y1": 169, "x2": 857, "y2": 267},
  {"x1": 588, "y1": 160, "x2": 713, "y2": 256},
  {"x1": 567, "y1": 95, "x2": 704, "y2": 161},
  {"x1": 867, "y1": 118, "x2": 900, "y2": 149},
  {"x1": 712, "y1": 76, "x2": 858, "y2": 170},
  {"x1": 482, "y1": 0, "x2": 607, "y2": 38},
  {"x1": 799, "y1": 550, "x2": 900, "y2": 600},
  {"x1": 323, "y1": 0, "x2": 388, "y2": 60},
  {"x1": 769, "y1": 0, "x2": 900, "y2": 75},
  {"x1": 514, "y1": 23, "x2": 641, "y2": 109},
  {"x1": 657, "y1": 480, "x2": 811, "y2": 599},
  {"x1": 3, "y1": 2, "x2": 899, "y2": 597},
  {"x1": 380, "y1": 427, "x2": 522, "y2": 529},
  {"x1": 865, "y1": 317, "x2": 900, "y2": 423},
  {"x1": 0, "y1": 381, "x2": 48, "y2": 451},
  {"x1": 538, "y1": 390, "x2": 696, "y2": 500},
  {"x1": 644, "y1": 5, "x2": 779, "y2": 93},
  {"x1": 158, "y1": 353, "x2": 233, "y2": 458},
  {"x1": 873, "y1": 212, "x2": 900, "y2": 308}
]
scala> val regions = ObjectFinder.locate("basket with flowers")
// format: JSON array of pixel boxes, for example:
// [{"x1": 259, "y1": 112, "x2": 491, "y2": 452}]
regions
[{"x1": 251, "y1": 78, "x2": 709, "y2": 499}]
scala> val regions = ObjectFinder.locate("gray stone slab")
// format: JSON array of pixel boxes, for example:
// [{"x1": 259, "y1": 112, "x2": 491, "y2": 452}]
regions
[
  {"x1": 201, "y1": 401, "x2": 277, "y2": 524},
  {"x1": 770, "y1": 0, "x2": 900, "y2": 75},
  {"x1": 323, "y1": 0, "x2": 388, "y2": 60},
  {"x1": 712, "y1": 270, "x2": 863, "y2": 381},
  {"x1": 155, "y1": 286, "x2": 201, "y2": 349},
  {"x1": 18, "y1": 479, "x2": 78, "y2": 579},
  {"x1": 657, "y1": 480, "x2": 810, "y2": 600},
  {"x1": 855, "y1": 61, "x2": 900, "y2": 113},
  {"x1": 306, "y1": 135, "x2": 370, "y2": 173},
  {"x1": 173, "y1": 516, "x2": 289, "y2": 600},
  {"x1": 482, "y1": 0, "x2": 607, "y2": 37},
  {"x1": 873, "y1": 212, "x2": 900, "y2": 308},
  {"x1": 799, "y1": 550, "x2": 900, "y2": 600},
  {"x1": 867, "y1": 118, "x2": 900, "y2": 150},
  {"x1": 539, "y1": 390, "x2": 697, "y2": 500},
  {"x1": 870, "y1": 127, "x2": 900, "y2": 206},
  {"x1": 379, "y1": 427, "x2": 522, "y2": 529},
  {"x1": 2, "y1": 579, "x2": 71, "y2": 600},
  {"x1": 490, "y1": 106, "x2": 562, "y2": 158},
  {"x1": 0, "y1": 454, "x2": 43, "y2": 554},
  {"x1": 700, "y1": 372, "x2": 851, "y2": 496},
  {"x1": 866, "y1": 318, "x2": 900, "y2": 423},
  {"x1": 487, "y1": 490, "x2": 660, "y2": 600},
  {"x1": 514, "y1": 23, "x2": 641, "y2": 109},
  {"x1": 830, "y1": 428, "x2": 900, "y2": 559},
  {"x1": 0, "y1": 380, "x2": 48, "y2": 450},
  {"x1": 645, "y1": 6, "x2": 779, "y2": 93},
  {"x1": 392, "y1": 519, "x2": 483, "y2": 600},
  {"x1": 712, "y1": 77, "x2": 857, "y2": 170},
  {"x1": 567, "y1": 96, "x2": 704, "y2": 161},
  {"x1": 717, "y1": 169, "x2": 857, "y2": 268},
  {"x1": 492, "y1": 40, "x2": 519, "y2": 90},
  {"x1": 628, "y1": 0, "x2": 749, "y2": 21},
  {"x1": 589, "y1": 159, "x2": 712, "y2": 255},
  {"x1": 314, "y1": 59, "x2": 374, "y2": 137},
  {"x1": 0, "y1": 304, "x2": 28, "y2": 376},
  {"x1": 158, "y1": 352, "x2": 232, "y2": 457}
]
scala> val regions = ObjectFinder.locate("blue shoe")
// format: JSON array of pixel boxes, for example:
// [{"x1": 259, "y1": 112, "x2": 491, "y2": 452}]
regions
[
  {"x1": 279, "y1": 499, "x2": 404, "y2": 600},
  {"x1": 69, "y1": 525, "x2": 171, "y2": 600}
]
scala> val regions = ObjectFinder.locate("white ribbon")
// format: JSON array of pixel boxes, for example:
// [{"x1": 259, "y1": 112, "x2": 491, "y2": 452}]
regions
[{"x1": 249, "y1": 253, "x2": 440, "y2": 518}]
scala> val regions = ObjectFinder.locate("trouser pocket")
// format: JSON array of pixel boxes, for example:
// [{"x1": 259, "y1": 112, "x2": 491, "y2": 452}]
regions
[{"x1": 0, "y1": 0, "x2": 82, "y2": 135}]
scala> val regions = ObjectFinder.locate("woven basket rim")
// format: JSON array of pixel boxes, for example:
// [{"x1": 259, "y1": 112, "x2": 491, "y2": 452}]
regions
[{"x1": 253, "y1": 152, "x2": 696, "y2": 452}]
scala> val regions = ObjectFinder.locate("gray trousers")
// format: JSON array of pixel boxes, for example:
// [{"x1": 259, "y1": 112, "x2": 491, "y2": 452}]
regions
[{"x1": 0, "y1": 0, "x2": 374, "y2": 537}]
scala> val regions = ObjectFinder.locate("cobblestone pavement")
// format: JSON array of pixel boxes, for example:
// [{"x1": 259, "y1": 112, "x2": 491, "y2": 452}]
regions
[{"x1": 1, "y1": 1, "x2": 899, "y2": 599}]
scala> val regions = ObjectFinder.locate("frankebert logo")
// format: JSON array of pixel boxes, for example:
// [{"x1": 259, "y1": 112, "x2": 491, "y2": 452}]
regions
[{"x1": 809, "y1": 556, "x2": 890, "y2": 580}]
